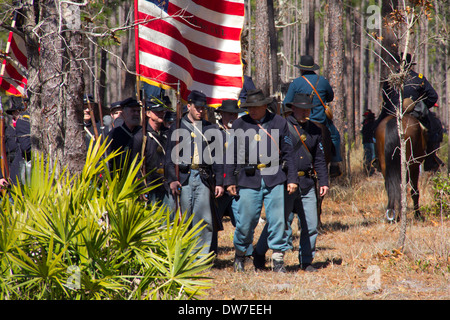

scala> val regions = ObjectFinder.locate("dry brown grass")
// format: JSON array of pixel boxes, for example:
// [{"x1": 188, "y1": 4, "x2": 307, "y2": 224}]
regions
[{"x1": 203, "y1": 144, "x2": 450, "y2": 300}]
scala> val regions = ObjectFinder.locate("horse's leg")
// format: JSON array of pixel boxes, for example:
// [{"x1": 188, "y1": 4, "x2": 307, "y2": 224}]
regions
[
  {"x1": 410, "y1": 166, "x2": 423, "y2": 221},
  {"x1": 385, "y1": 180, "x2": 397, "y2": 222}
]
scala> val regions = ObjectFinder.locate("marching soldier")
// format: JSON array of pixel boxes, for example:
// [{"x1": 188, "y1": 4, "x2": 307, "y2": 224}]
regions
[
  {"x1": 254, "y1": 93, "x2": 329, "y2": 272},
  {"x1": 165, "y1": 90, "x2": 224, "y2": 256},
  {"x1": 0, "y1": 98, "x2": 22, "y2": 189},
  {"x1": 224, "y1": 89, "x2": 298, "y2": 272},
  {"x1": 14, "y1": 98, "x2": 31, "y2": 185},
  {"x1": 214, "y1": 99, "x2": 242, "y2": 227},
  {"x1": 83, "y1": 94, "x2": 109, "y2": 148},
  {"x1": 132, "y1": 97, "x2": 169, "y2": 204},
  {"x1": 106, "y1": 97, "x2": 142, "y2": 173},
  {"x1": 108, "y1": 100, "x2": 124, "y2": 129}
]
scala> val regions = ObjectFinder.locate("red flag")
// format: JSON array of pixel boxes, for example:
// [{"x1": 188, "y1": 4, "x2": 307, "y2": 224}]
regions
[
  {"x1": 135, "y1": 0, "x2": 245, "y2": 107},
  {"x1": 0, "y1": 14, "x2": 27, "y2": 97}
]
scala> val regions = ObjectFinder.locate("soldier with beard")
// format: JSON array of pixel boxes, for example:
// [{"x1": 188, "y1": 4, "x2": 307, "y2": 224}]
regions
[{"x1": 107, "y1": 97, "x2": 142, "y2": 173}]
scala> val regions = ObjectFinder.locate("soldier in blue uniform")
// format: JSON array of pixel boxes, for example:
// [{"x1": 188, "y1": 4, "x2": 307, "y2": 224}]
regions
[
  {"x1": 224, "y1": 89, "x2": 298, "y2": 272},
  {"x1": 108, "y1": 100, "x2": 124, "y2": 129},
  {"x1": 106, "y1": 97, "x2": 142, "y2": 173},
  {"x1": 376, "y1": 53, "x2": 442, "y2": 171},
  {"x1": 253, "y1": 93, "x2": 329, "y2": 272},
  {"x1": 132, "y1": 98, "x2": 169, "y2": 205},
  {"x1": 83, "y1": 94, "x2": 109, "y2": 148},
  {"x1": 214, "y1": 99, "x2": 242, "y2": 227},
  {"x1": 0, "y1": 98, "x2": 23, "y2": 189},
  {"x1": 165, "y1": 90, "x2": 224, "y2": 256},
  {"x1": 283, "y1": 55, "x2": 342, "y2": 177}
]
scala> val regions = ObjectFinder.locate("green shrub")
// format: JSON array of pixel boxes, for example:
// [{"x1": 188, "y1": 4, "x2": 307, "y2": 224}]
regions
[
  {"x1": 422, "y1": 172, "x2": 450, "y2": 219},
  {"x1": 0, "y1": 139, "x2": 213, "y2": 300}
]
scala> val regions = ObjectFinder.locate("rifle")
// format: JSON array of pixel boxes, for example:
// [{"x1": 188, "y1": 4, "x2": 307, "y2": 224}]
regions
[
  {"x1": 96, "y1": 87, "x2": 104, "y2": 130},
  {"x1": 138, "y1": 86, "x2": 147, "y2": 184},
  {"x1": 0, "y1": 98, "x2": 10, "y2": 185}
]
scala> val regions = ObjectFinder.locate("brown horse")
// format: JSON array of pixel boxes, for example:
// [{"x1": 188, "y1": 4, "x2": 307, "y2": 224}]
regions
[{"x1": 374, "y1": 114, "x2": 427, "y2": 221}]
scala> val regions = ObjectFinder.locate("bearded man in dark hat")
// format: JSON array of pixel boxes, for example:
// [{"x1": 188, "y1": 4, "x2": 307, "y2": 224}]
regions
[
  {"x1": 224, "y1": 89, "x2": 298, "y2": 273},
  {"x1": 283, "y1": 55, "x2": 342, "y2": 177},
  {"x1": 106, "y1": 97, "x2": 142, "y2": 173}
]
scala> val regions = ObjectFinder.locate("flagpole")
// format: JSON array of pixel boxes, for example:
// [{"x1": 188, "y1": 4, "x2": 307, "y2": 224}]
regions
[{"x1": 135, "y1": 0, "x2": 147, "y2": 186}]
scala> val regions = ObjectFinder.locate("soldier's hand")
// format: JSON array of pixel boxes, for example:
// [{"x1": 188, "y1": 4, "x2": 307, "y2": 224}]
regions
[
  {"x1": 227, "y1": 185, "x2": 237, "y2": 196},
  {"x1": 287, "y1": 183, "x2": 298, "y2": 195},
  {"x1": 170, "y1": 181, "x2": 182, "y2": 196},
  {"x1": 0, "y1": 178, "x2": 9, "y2": 189},
  {"x1": 215, "y1": 186, "x2": 224, "y2": 198},
  {"x1": 319, "y1": 186, "x2": 329, "y2": 197}
]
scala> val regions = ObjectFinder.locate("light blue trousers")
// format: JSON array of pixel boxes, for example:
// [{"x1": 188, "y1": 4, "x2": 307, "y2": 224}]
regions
[
  {"x1": 256, "y1": 186, "x2": 318, "y2": 265},
  {"x1": 234, "y1": 180, "x2": 288, "y2": 256},
  {"x1": 169, "y1": 170, "x2": 213, "y2": 255}
]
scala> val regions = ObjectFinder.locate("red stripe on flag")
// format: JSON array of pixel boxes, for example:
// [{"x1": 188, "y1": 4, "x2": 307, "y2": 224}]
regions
[
  {"x1": 168, "y1": 3, "x2": 242, "y2": 41},
  {"x1": 193, "y1": 69, "x2": 243, "y2": 88},
  {"x1": 139, "y1": 64, "x2": 188, "y2": 97},
  {"x1": 188, "y1": 0, "x2": 245, "y2": 16},
  {"x1": 139, "y1": 38, "x2": 194, "y2": 74},
  {"x1": 136, "y1": 0, "x2": 245, "y2": 104},
  {"x1": 139, "y1": 12, "x2": 240, "y2": 65}
]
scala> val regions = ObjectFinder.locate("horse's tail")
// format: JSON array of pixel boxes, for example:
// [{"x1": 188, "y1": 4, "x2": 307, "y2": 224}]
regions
[{"x1": 384, "y1": 117, "x2": 401, "y2": 213}]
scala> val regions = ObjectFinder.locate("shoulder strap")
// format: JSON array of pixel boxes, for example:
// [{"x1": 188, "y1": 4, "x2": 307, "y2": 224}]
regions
[
  {"x1": 147, "y1": 130, "x2": 166, "y2": 155},
  {"x1": 291, "y1": 123, "x2": 313, "y2": 163},
  {"x1": 302, "y1": 75, "x2": 327, "y2": 109}
]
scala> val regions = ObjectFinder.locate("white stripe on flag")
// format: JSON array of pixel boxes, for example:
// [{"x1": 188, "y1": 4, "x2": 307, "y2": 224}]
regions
[{"x1": 137, "y1": 0, "x2": 245, "y2": 105}]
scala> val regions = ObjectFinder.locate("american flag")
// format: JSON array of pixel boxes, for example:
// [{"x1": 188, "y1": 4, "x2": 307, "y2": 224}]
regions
[
  {"x1": 135, "y1": 0, "x2": 245, "y2": 107},
  {"x1": 0, "y1": 13, "x2": 27, "y2": 97}
]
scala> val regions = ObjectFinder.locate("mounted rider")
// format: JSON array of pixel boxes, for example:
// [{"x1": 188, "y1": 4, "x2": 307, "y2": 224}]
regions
[
  {"x1": 375, "y1": 53, "x2": 443, "y2": 171},
  {"x1": 283, "y1": 55, "x2": 342, "y2": 177}
]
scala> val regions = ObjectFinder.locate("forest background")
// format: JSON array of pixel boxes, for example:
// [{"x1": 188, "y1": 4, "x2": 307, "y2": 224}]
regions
[
  {"x1": 0, "y1": 0, "x2": 449, "y2": 301},
  {"x1": 0, "y1": 0, "x2": 449, "y2": 175}
]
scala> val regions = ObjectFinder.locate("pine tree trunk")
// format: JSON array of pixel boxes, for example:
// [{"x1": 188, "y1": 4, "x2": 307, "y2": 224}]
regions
[
  {"x1": 23, "y1": 0, "x2": 86, "y2": 175},
  {"x1": 327, "y1": 0, "x2": 345, "y2": 167},
  {"x1": 254, "y1": 0, "x2": 271, "y2": 95}
]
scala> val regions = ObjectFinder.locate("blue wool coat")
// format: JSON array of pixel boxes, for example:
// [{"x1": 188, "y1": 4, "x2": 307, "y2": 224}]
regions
[
  {"x1": 283, "y1": 71, "x2": 334, "y2": 124},
  {"x1": 286, "y1": 115, "x2": 329, "y2": 191},
  {"x1": 164, "y1": 115, "x2": 223, "y2": 187},
  {"x1": 224, "y1": 111, "x2": 297, "y2": 189}
]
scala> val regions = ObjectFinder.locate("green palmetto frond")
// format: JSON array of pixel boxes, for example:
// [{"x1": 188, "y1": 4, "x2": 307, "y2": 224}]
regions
[{"x1": 0, "y1": 138, "x2": 214, "y2": 300}]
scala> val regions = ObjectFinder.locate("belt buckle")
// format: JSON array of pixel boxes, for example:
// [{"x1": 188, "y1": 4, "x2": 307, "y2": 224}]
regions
[
  {"x1": 191, "y1": 164, "x2": 199, "y2": 170},
  {"x1": 257, "y1": 163, "x2": 266, "y2": 170},
  {"x1": 298, "y1": 171, "x2": 305, "y2": 177}
]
